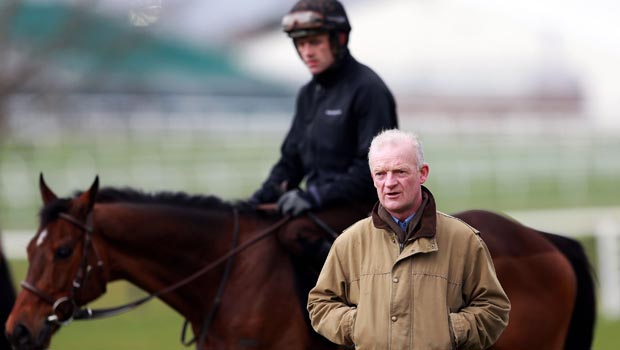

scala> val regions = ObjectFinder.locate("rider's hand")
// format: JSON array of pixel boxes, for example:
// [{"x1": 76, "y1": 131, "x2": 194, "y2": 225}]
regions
[
  {"x1": 250, "y1": 182, "x2": 283, "y2": 205},
  {"x1": 277, "y1": 189, "x2": 317, "y2": 217}
]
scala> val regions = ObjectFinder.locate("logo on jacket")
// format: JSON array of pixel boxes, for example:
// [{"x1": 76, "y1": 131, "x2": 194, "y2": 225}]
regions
[{"x1": 325, "y1": 109, "x2": 342, "y2": 116}]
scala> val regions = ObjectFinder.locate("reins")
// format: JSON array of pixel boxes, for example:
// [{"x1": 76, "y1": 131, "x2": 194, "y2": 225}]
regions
[
  {"x1": 21, "y1": 203, "x2": 340, "y2": 348},
  {"x1": 181, "y1": 208, "x2": 240, "y2": 348},
  {"x1": 78, "y1": 211, "x2": 291, "y2": 322},
  {"x1": 21, "y1": 209, "x2": 291, "y2": 327},
  {"x1": 307, "y1": 212, "x2": 339, "y2": 240}
]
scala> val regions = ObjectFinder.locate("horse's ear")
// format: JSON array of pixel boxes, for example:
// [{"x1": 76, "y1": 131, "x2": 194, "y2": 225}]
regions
[
  {"x1": 77, "y1": 176, "x2": 99, "y2": 213},
  {"x1": 39, "y1": 173, "x2": 58, "y2": 204}
]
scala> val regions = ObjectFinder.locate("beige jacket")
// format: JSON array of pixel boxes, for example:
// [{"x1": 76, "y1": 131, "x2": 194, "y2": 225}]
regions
[{"x1": 308, "y1": 189, "x2": 510, "y2": 349}]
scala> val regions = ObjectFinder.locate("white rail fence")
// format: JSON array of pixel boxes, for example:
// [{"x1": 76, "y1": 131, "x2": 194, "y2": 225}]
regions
[{"x1": 3, "y1": 207, "x2": 620, "y2": 318}]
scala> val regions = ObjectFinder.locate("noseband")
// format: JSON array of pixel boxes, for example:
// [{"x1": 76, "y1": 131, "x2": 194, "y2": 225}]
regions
[{"x1": 20, "y1": 212, "x2": 103, "y2": 326}]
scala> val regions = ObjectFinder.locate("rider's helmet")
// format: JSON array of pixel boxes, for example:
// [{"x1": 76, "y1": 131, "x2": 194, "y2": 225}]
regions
[{"x1": 281, "y1": 0, "x2": 351, "y2": 59}]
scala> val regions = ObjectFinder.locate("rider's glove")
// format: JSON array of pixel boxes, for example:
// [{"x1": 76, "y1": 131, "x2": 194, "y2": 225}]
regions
[
  {"x1": 250, "y1": 182, "x2": 283, "y2": 205},
  {"x1": 277, "y1": 189, "x2": 317, "y2": 217}
]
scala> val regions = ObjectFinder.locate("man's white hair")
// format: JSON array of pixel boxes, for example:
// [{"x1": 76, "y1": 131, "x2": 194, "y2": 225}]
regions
[{"x1": 368, "y1": 129, "x2": 425, "y2": 169}]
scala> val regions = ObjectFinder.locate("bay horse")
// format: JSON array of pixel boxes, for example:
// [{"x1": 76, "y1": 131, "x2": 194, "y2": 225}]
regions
[
  {"x1": 1, "y1": 235, "x2": 17, "y2": 350},
  {"x1": 6, "y1": 176, "x2": 595, "y2": 350}
]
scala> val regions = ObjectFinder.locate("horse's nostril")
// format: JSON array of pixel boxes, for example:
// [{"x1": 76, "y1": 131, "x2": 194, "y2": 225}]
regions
[{"x1": 8, "y1": 323, "x2": 33, "y2": 349}]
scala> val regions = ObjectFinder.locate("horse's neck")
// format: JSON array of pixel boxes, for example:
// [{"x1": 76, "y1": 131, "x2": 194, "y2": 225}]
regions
[
  {"x1": 94, "y1": 203, "x2": 318, "y2": 347},
  {"x1": 94, "y1": 203, "x2": 232, "y2": 291}
]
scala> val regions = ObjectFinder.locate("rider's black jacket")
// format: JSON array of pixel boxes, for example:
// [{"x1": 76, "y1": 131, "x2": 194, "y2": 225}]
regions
[{"x1": 258, "y1": 50, "x2": 398, "y2": 206}]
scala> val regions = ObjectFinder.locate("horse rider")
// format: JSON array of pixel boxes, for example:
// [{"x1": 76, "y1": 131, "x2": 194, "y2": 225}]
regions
[{"x1": 250, "y1": 0, "x2": 398, "y2": 269}]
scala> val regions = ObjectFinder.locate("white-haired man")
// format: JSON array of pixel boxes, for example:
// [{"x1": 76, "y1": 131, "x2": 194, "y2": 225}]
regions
[{"x1": 308, "y1": 129, "x2": 510, "y2": 349}]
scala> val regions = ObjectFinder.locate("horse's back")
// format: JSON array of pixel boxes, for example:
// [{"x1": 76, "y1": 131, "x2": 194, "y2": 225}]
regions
[{"x1": 453, "y1": 209, "x2": 578, "y2": 350}]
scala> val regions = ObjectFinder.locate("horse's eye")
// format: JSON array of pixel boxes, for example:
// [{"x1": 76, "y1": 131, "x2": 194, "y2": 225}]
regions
[{"x1": 55, "y1": 246, "x2": 73, "y2": 260}]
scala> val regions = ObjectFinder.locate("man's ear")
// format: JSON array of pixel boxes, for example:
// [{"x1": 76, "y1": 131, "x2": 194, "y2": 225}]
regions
[{"x1": 419, "y1": 164, "x2": 430, "y2": 184}]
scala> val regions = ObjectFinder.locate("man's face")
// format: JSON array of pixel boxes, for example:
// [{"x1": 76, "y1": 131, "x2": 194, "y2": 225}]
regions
[
  {"x1": 295, "y1": 33, "x2": 335, "y2": 75},
  {"x1": 370, "y1": 143, "x2": 429, "y2": 220}
]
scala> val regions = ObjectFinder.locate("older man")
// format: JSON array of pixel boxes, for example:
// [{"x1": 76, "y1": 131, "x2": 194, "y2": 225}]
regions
[{"x1": 308, "y1": 129, "x2": 510, "y2": 349}]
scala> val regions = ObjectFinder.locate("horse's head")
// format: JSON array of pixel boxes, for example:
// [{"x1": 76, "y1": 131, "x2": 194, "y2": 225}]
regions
[{"x1": 6, "y1": 174, "x2": 107, "y2": 350}]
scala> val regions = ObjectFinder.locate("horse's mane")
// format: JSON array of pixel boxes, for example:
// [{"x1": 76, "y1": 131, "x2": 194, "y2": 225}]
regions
[
  {"x1": 40, "y1": 187, "x2": 258, "y2": 226},
  {"x1": 96, "y1": 187, "x2": 228, "y2": 207},
  {"x1": 95, "y1": 187, "x2": 258, "y2": 213}
]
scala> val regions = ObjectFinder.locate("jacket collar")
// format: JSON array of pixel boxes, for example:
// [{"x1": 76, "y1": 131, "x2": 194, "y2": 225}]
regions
[
  {"x1": 313, "y1": 49, "x2": 352, "y2": 87},
  {"x1": 371, "y1": 186, "x2": 437, "y2": 242}
]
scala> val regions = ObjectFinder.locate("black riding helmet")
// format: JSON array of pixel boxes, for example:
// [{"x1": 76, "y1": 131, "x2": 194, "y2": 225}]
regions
[{"x1": 281, "y1": 0, "x2": 351, "y2": 60}]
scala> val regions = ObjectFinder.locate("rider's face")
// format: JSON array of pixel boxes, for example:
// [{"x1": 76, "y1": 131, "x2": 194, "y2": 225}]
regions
[{"x1": 295, "y1": 33, "x2": 335, "y2": 75}]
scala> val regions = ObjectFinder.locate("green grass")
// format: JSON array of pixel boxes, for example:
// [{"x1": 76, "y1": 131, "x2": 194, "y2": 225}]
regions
[
  {"x1": 593, "y1": 317, "x2": 620, "y2": 350},
  {"x1": 50, "y1": 301, "x2": 184, "y2": 350}
]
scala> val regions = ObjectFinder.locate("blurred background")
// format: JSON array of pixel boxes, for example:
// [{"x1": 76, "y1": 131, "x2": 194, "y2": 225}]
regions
[{"x1": 1, "y1": 0, "x2": 619, "y2": 349}]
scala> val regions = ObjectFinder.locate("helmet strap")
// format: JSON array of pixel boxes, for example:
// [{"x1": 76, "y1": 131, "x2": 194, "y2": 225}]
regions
[
  {"x1": 338, "y1": 32, "x2": 348, "y2": 47},
  {"x1": 329, "y1": 31, "x2": 348, "y2": 61}
]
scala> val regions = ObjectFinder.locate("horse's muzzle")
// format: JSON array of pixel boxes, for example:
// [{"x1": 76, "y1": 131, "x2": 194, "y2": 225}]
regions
[{"x1": 7, "y1": 322, "x2": 53, "y2": 350}]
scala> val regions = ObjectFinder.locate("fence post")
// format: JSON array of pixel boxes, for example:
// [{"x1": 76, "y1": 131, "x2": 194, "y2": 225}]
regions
[{"x1": 596, "y1": 218, "x2": 620, "y2": 318}]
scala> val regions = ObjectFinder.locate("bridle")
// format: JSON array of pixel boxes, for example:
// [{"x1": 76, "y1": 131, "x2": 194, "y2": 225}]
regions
[
  {"x1": 19, "y1": 209, "x2": 292, "y2": 342},
  {"x1": 20, "y1": 212, "x2": 103, "y2": 326}
]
